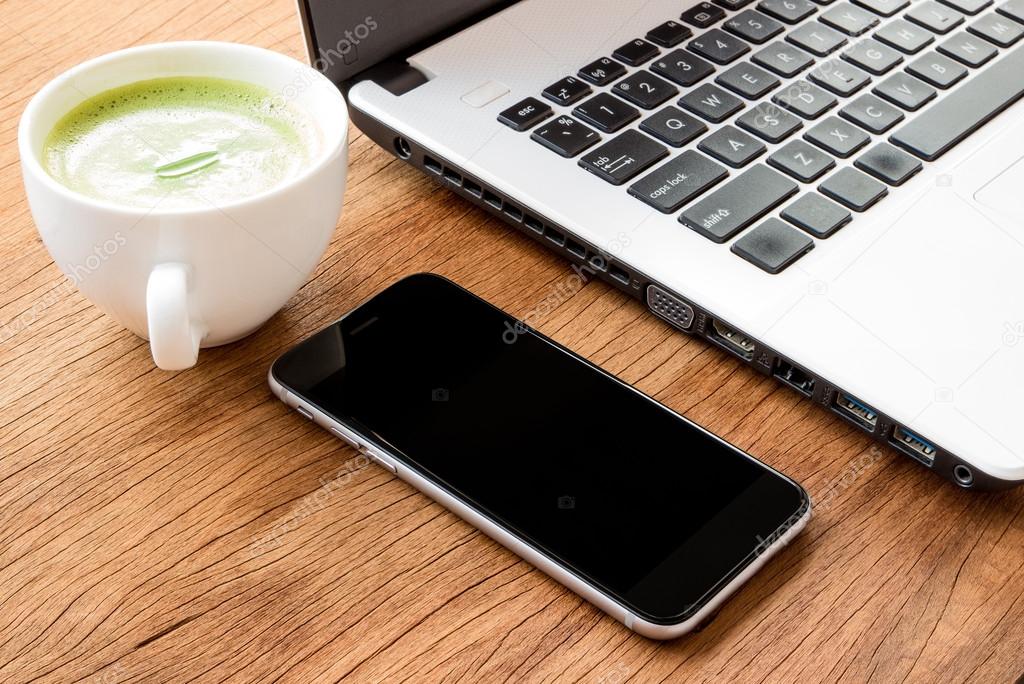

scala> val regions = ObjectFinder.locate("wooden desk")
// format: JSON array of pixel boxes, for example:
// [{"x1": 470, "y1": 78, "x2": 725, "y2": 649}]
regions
[{"x1": 2, "y1": 1, "x2": 1023, "y2": 681}]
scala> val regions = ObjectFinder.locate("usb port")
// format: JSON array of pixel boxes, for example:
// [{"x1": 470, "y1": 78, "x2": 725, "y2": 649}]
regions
[
  {"x1": 709, "y1": 319, "x2": 754, "y2": 361},
  {"x1": 891, "y1": 426, "x2": 936, "y2": 466},
  {"x1": 833, "y1": 392, "x2": 878, "y2": 432},
  {"x1": 774, "y1": 359, "x2": 814, "y2": 397}
]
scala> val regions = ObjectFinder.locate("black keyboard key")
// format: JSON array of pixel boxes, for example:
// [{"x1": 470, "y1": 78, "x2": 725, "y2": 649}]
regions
[
  {"x1": 759, "y1": 0, "x2": 818, "y2": 23},
  {"x1": 628, "y1": 150, "x2": 729, "y2": 212},
  {"x1": 647, "y1": 20, "x2": 694, "y2": 47},
  {"x1": 907, "y1": 1, "x2": 964, "y2": 33},
  {"x1": 998, "y1": 0, "x2": 1024, "y2": 22},
  {"x1": 839, "y1": 93, "x2": 905, "y2": 132},
  {"x1": 578, "y1": 57, "x2": 628, "y2": 86},
  {"x1": 717, "y1": 62, "x2": 782, "y2": 97},
  {"x1": 699, "y1": 125, "x2": 768, "y2": 166},
  {"x1": 907, "y1": 51, "x2": 968, "y2": 87},
  {"x1": 818, "y1": 166, "x2": 888, "y2": 210},
  {"x1": 532, "y1": 115, "x2": 601, "y2": 157},
  {"x1": 782, "y1": 192, "x2": 852, "y2": 236},
  {"x1": 725, "y1": 10, "x2": 786, "y2": 43},
  {"x1": 680, "y1": 164, "x2": 798, "y2": 241},
  {"x1": 843, "y1": 38, "x2": 904, "y2": 73},
  {"x1": 689, "y1": 29, "x2": 753, "y2": 63},
  {"x1": 753, "y1": 41, "x2": 816, "y2": 75},
  {"x1": 716, "y1": 0, "x2": 756, "y2": 9},
  {"x1": 968, "y1": 12, "x2": 1024, "y2": 45},
  {"x1": 573, "y1": 92, "x2": 640, "y2": 132},
  {"x1": 498, "y1": 97, "x2": 553, "y2": 131},
  {"x1": 614, "y1": 39, "x2": 661, "y2": 66},
  {"x1": 731, "y1": 217, "x2": 814, "y2": 273},
  {"x1": 890, "y1": 43, "x2": 1024, "y2": 160},
  {"x1": 682, "y1": 2, "x2": 728, "y2": 27},
  {"x1": 852, "y1": 0, "x2": 909, "y2": 17},
  {"x1": 651, "y1": 50, "x2": 717, "y2": 86},
  {"x1": 680, "y1": 83, "x2": 747, "y2": 121},
  {"x1": 939, "y1": 0, "x2": 991, "y2": 14},
  {"x1": 542, "y1": 76, "x2": 592, "y2": 106},
  {"x1": 613, "y1": 71, "x2": 679, "y2": 108},
  {"x1": 821, "y1": 2, "x2": 881, "y2": 34},
  {"x1": 805, "y1": 115, "x2": 871, "y2": 156},
  {"x1": 875, "y1": 18, "x2": 936, "y2": 52},
  {"x1": 938, "y1": 31, "x2": 998, "y2": 65},
  {"x1": 640, "y1": 107, "x2": 709, "y2": 146},
  {"x1": 809, "y1": 60, "x2": 872, "y2": 95},
  {"x1": 854, "y1": 142, "x2": 923, "y2": 184},
  {"x1": 769, "y1": 138, "x2": 837, "y2": 180},
  {"x1": 736, "y1": 102, "x2": 804, "y2": 141},
  {"x1": 873, "y1": 71, "x2": 937, "y2": 109},
  {"x1": 578, "y1": 130, "x2": 668, "y2": 184},
  {"x1": 787, "y1": 21, "x2": 849, "y2": 54},
  {"x1": 773, "y1": 80, "x2": 838, "y2": 117}
]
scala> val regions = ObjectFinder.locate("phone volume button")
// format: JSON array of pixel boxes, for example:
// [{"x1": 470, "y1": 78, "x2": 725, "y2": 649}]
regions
[
  {"x1": 361, "y1": 447, "x2": 397, "y2": 474},
  {"x1": 295, "y1": 405, "x2": 314, "y2": 421},
  {"x1": 329, "y1": 426, "x2": 359, "y2": 449}
]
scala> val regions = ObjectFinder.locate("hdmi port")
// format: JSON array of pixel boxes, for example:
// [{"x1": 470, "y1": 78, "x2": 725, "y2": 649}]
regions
[
  {"x1": 833, "y1": 392, "x2": 878, "y2": 432},
  {"x1": 891, "y1": 426, "x2": 936, "y2": 466},
  {"x1": 709, "y1": 319, "x2": 755, "y2": 361}
]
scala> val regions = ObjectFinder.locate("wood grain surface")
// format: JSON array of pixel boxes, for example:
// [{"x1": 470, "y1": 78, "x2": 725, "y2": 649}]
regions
[{"x1": 2, "y1": 1, "x2": 1024, "y2": 682}]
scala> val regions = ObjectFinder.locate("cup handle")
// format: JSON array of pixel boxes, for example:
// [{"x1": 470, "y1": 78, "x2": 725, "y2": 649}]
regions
[{"x1": 146, "y1": 263, "x2": 205, "y2": 370}]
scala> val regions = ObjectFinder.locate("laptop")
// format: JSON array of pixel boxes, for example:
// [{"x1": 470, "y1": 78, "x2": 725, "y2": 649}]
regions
[{"x1": 297, "y1": 0, "x2": 1024, "y2": 489}]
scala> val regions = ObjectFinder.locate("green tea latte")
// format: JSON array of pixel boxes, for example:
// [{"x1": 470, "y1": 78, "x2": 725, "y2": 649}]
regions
[{"x1": 42, "y1": 77, "x2": 318, "y2": 209}]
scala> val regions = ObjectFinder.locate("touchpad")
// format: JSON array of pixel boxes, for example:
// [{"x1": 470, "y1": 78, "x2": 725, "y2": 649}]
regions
[{"x1": 975, "y1": 154, "x2": 1024, "y2": 224}]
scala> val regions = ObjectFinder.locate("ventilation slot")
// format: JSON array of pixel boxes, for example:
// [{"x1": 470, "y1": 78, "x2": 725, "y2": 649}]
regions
[
  {"x1": 463, "y1": 179, "x2": 483, "y2": 198},
  {"x1": 424, "y1": 156, "x2": 442, "y2": 175},
  {"x1": 442, "y1": 167, "x2": 462, "y2": 186},
  {"x1": 608, "y1": 263, "x2": 631, "y2": 285},
  {"x1": 504, "y1": 204, "x2": 524, "y2": 222},
  {"x1": 523, "y1": 215, "x2": 544, "y2": 233},
  {"x1": 565, "y1": 239, "x2": 587, "y2": 259},
  {"x1": 483, "y1": 190, "x2": 502, "y2": 210},
  {"x1": 544, "y1": 227, "x2": 566, "y2": 246}
]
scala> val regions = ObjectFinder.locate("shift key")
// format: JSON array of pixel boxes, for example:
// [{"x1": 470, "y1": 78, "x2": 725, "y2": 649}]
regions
[
  {"x1": 628, "y1": 151, "x2": 728, "y2": 213},
  {"x1": 679, "y1": 164, "x2": 798, "y2": 242}
]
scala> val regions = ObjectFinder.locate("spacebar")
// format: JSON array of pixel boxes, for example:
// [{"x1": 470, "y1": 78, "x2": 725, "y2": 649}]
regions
[{"x1": 890, "y1": 45, "x2": 1024, "y2": 162}]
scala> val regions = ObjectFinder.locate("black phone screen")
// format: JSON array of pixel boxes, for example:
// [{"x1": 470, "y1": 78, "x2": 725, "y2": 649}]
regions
[{"x1": 272, "y1": 274, "x2": 807, "y2": 625}]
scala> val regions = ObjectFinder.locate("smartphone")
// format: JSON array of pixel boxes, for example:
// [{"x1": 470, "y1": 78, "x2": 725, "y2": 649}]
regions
[{"x1": 269, "y1": 273, "x2": 810, "y2": 639}]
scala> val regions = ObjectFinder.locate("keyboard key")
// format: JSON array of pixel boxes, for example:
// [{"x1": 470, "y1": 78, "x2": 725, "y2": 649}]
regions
[
  {"x1": 689, "y1": 29, "x2": 753, "y2": 63},
  {"x1": 938, "y1": 31, "x2": 998, "y2": 65},
  {"x1": 716, "y1": 0, "x2": 756, "y2": 8},
  {"x1": 651, "y1": 50, "x2": 716, "y2": 86},
  {"x1": 818, "y1": 166, "x2": 888, "y2": 210},
  {"x1": 640, "y1": 107, "x2": 708, "y2": 145},
  {"x1": 890, "y1": 44, "x2": 1024, "y2": 160},
  {"x1": 873, "y1": 71, "x2": 937, "y2": 109},
  {"x1": 854, "y1": 142, "x2": 923, "y2": 184},
  {"x1": 753, "y1": 41, "x2": 816, "y2": 75},
  {"x1": 578, "y1": 57, "x2": 627, "y2": 86},
  {"x1": 628, "y1": 150, "x2": 729, "y2": 212},
  {"x1": 852, "y1": 0, "x2": 909, "y2": 17},
  {"x1": 498, "y1": 97, "x2": 553, "y2": 131},
  {"x1": 805, "y1": 115, "x2": 871, "y2": 156},
  {"x1": 647, "y1": 20, "x2": 694, "y2": 47},
  {"x1": 682, "y1": 2, "x2": 728, "y2": 27},
  {"x1": 907, "y1": 51, "x2": 968, "y2": 87},
  {"x1": 787, "y1": 21, "x2": 849, "y2": 54},
  {"x1": 731, "y1": 217, "x2": 814, "y2": 273},
  {"x1": 875, "y1": 18, "x2": 936, "y2": 52},
  {"x1": 613, "y1": 39, "x2": 661, "y2": 65},
  {"x1": 680, "y1": 83, "x2": 747, "y2": 121},
  {"x1": 680, "y1": 164, "x2": 798, "y2": 241},
  {"x1": 542, "y1": 76, "x2": 591, "y2": 106},
  {"x1": 821, "y1": 3, "x2": 881, "y2": 34},
  {"x1": 968, "y1": 12, "x2": 1024, "y2": 45},
  {"x1": 843, "y1": 38, "x2": 904, "y2": 73},
  {"x1": 998, "y1": 0, "x2": 1024, "y2": 22},
  {"x1": 725, "y1": 10, "x2": 786, "y2": 43},
  {"x1": 699, "y1": 125, "x2": 768, "y2": 166},
  {"x1": 573, "y1": 92, "x2": 640, "y2": 132},
  {"x1": 736, "y1": 102, "x2": 804, "y2": 141},
  {"x1": 773, "y1": 80, "x2": 838, "y2": 117},
  {"x1": 938, "y1": 0, "x2": 991, "y2": 14},
  {"x1": 579, "y1": 130, "x2": 668, "y2": 184},
  {"x1": 769, "y1": 138, "x2": 837, "y2": 180},
  {"x1": 613, "y1": 71, "x2": 679, "y2": 108},
  {"x1": 839, "y1": 93, "x2": 905, "y2": 132},
  {"x1": 717, "y1": 62, "x2": 782, "y2": 97},
  {"x1": 759, "y1": 0, "x2": 818, "y2": 23},
  {"x1": 809, "y1": 60, "x2": 872, "y2": 95},
  {"x1": 907, "y1": 1, "x2": 964, "y2": 33},
  {"x1": 782, "y1": 192, "x2": 852, "y2": 236},
  {"x1": 532, "y1": 116, "x2": 601, "y2": 157}
]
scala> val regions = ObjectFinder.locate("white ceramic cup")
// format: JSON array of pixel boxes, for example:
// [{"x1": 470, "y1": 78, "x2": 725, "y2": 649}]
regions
[{"x1": 19, "y1": 41, "x2": 347, "y2": 370}]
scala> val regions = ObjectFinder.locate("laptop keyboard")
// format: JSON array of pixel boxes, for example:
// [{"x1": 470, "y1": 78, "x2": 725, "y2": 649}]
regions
[{"x1": 496, "y1": 0, "x2": 1024, "y2": 274}]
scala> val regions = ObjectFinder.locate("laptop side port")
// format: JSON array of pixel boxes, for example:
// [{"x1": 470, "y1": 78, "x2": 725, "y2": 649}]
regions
[
  {"x1": 646, "y1": 285, "x2": 694, "y2": 331},
  {"x1": 774, "y1": 359, "x2": 814, "y2": 397},
  {"x1": 833, "y1": 392, "x2": 879, "y2": 432},
  {"x1": 890, "y1": 425, "x2": 936, "y2": 466},
  {"x1": 708, "y1": 319, "x2": 755, "y2": 361}
]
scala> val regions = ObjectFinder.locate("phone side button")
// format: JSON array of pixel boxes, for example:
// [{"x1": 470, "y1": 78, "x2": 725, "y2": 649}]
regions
[
  {"x1": 295, "y1": 406, "x2": 314, "y2": 421},
  {"x1": 329, "y1": 426, "x2": 359, "y2": 449},
  {"x1": 362, "y1": 447, "x2": 397, "y2": 474}
]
